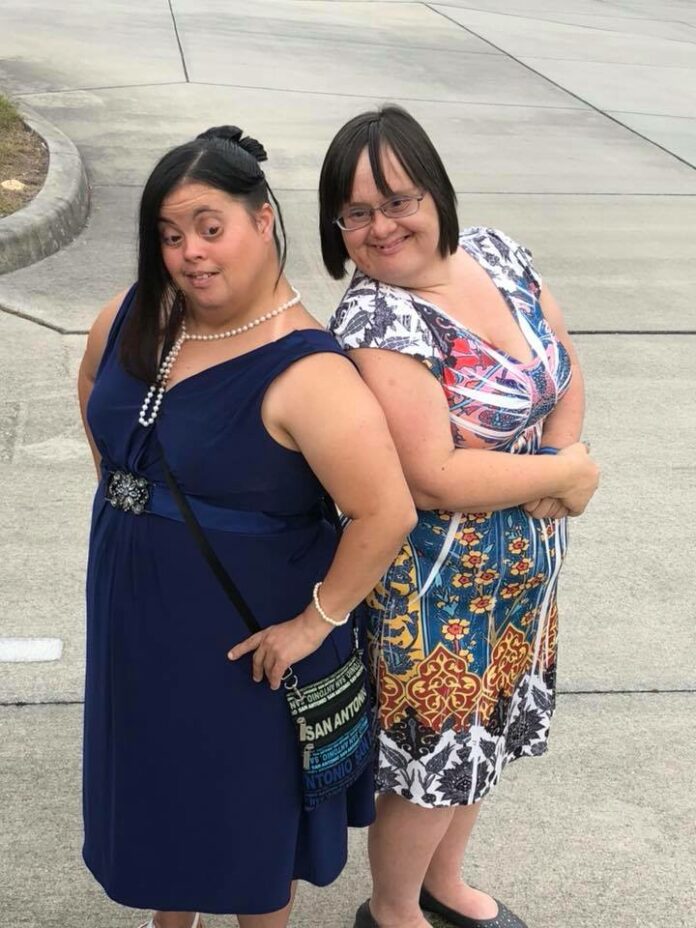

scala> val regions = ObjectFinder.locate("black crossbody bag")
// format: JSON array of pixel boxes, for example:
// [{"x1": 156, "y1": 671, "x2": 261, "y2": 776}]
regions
[{"x1": 158, "y1": 448, "x2": 374, "y2": 811}]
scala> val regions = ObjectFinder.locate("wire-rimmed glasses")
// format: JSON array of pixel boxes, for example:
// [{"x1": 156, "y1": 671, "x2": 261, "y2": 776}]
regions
[{"x1": 334, "y1": 193, "x2": 424, "y2": 231}]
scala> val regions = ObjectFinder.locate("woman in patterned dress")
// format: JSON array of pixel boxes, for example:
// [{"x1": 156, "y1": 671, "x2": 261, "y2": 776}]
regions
[{"x1": 319, "y1": 106, "x2": 600, "y2": 928}]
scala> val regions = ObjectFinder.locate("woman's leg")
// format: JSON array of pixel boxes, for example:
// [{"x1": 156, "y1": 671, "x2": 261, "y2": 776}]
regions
[
  {"x1": 151, "y1": 915, "x2": 198, "y2": 928},
  {"x1": 368, "y1": 793, "x2": 455, "y2": 928},
  {"x1": 151, "y1": 883, "x2": 296, "y2": 928},
  {"x1": 422, "y1": 801, "x2": 497, "y2": 919},
  {"x1": 237, "y1": 882, "x2": 297, "y2": 928}
]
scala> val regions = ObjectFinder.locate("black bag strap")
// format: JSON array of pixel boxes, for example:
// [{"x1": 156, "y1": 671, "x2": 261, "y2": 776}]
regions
[{"x1": 158, "y1": 443, "x2": 262, "y2": 637}]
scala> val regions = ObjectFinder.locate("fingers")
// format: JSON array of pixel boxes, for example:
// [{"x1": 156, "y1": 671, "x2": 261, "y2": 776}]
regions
[
  {"x1": 227, "y1": 629, "x2": 289, "y2": 689},
  {"x1": 252, "y1": 642, "x2": 267, "y2": 683},
  {"x1": 227, "y1": 617, "x2": 323, "y2": 690},
  {"x1": 544, "y1": 499, "x2": 567, "y2": 519},
  {"x1": 268, "y1": 658, "x2": 289, "y2": 692},
  {"x1": 525, "y1": 499, "x2": 553, "y2": 517},
  {"x1": 523, "y1": 499, "x2": 541, "y2": 514},
  {"x1": 558, "y1": 495, "x2": 585, "y2": 516},
  {"x1": 525, "y1": 498, "x2": 570, "y2": 519},
  {"x1": 255, "y1": 644, "x2": 289, "y2": 689},
  {"x1": 227, "y1": 631, "x2": 264, "y2": 661}
]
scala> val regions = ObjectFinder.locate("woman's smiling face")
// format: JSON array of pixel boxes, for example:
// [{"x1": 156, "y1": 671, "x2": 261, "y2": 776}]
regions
[
  {"x1": 158, "y1": 181, "x2": 274, "y2": 313},
  {"x1": 340, "y1": 146, "x2": 442, "y2": 289}
]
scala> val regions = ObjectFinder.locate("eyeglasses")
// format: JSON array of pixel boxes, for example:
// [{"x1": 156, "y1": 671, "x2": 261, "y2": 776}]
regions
[{"x1": 334, "y1": 193, "x2": 424, "y2": 231}]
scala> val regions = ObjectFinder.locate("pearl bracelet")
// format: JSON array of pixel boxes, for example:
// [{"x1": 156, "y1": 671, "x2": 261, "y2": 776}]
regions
[{"x1": 312, "y1": 582, "x2": 350, "y2": 627}]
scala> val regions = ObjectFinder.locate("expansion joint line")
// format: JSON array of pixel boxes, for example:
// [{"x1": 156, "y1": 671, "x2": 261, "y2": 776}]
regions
[
  {"x1": 424, "y1": 3, "x2": 696, "y2": 174},
  {"x1": 2, "y1": 689, "x2": 695, "y2": 708},
  {"x1": 167, "y1": 0, "x2": 190, "y2": 82}
]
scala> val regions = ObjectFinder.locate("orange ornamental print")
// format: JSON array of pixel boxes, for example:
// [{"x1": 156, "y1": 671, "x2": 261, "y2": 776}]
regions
[
  {"x1": 442, "y1": 618, "x2": 471, "y2": 640},
  {"x1": 376, "y1": 668, "x2": 409, "y2": 730},
  {"x1": 500, "y1": 582, "x2": 525, "y2": 600},
  {"x1": 457, "y1": 527, "x2": 482, "y2": 546},
  {"x1": 405, "y1": 644, "x2": 482, "y2": 733},
  {"x1": 461, "y1": 550, "x2": 489, "y2": 569},
  {"x1": 452, "y1": 572, "x2": 474, "y2": 589},
  {"x1": 464, "y1": 512, "x2": 490, "y2": 524},
  {"x1": 469, "y1": 594, "x2": 495, "y2": 614},
  {"x1": 475, "y1": 568, "x2": 499, "y2": 585},
  {"x1": 477, "y1": 626, "x2": 533, "y2": 726},
  {"x1": 510, "y1": 557, "x2": 533, "y2": 576},
  {"x1": 508, "y1": 537, "x2": 529, "y2": 554}
]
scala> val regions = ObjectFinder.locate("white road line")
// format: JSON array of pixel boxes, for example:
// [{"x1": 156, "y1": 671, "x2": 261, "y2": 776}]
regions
[{"x1": 0, "y1": 638, "x2": 63, "y2": 662}]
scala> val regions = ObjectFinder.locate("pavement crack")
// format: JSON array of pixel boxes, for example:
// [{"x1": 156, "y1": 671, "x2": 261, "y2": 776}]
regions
[
  {"x1": 3, "y1": 689, "x2": 695, "y2": 708},
  {"x1": 428, "y1": 2, "x2": 696, "y2": 45},
  {"x1": 15, "y1": 81, "x2": 188, "y2": 97},
  {"x1": 0, "y1": 303, "x2": 86, "y2": 335},
  {"x1": 182, "y1": 25, "x2": 500, "y2": 58},
  {"x1": 571, "y1": 330, "x2": 696, "y2": 335},
  {"x1": 559, "y1": 688, "x2": 696, "y2": 695},
  {"x1": 168, "y1": 0, "x2": 190, "y2": 82},
  {"x1": 424, "y1": 3, "x2": 696, "y2": 174},
  {"x1": 0, "y1": 700, "x2": 85, "y2": 708},
  {"x1": 188, "y1": 79, "x2": 584, "y2": 111}
]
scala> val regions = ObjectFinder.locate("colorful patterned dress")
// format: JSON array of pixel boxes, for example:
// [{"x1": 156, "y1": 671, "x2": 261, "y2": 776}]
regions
[{"x1": 329, "y1": 228, "x2": 573, "y2": 808}]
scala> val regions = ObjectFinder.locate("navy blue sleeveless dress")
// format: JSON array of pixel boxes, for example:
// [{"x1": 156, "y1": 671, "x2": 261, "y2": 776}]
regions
[{"x1": 83, "y1": 287, "x2": 375, "y2": 914}]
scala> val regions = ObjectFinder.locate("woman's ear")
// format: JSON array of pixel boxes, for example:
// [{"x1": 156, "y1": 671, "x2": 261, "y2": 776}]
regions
[{"x1": 255, "y1": 202, "x2": 275, "y2": 242}]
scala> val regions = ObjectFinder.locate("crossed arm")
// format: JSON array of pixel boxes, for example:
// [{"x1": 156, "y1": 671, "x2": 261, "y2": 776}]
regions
[{"x1": 344, "y1": 286, "x2": 596, "y2": 518}]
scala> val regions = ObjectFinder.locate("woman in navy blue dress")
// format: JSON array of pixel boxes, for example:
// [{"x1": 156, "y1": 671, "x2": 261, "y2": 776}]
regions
[{"x1": 77, "y1": 126, "x2": 416, "y2": 928}]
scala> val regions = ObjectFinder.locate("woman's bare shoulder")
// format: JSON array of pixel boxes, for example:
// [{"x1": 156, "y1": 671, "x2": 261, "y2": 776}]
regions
[{"x1": 81, "y1": 288, "x2": 131, "y2": 379}]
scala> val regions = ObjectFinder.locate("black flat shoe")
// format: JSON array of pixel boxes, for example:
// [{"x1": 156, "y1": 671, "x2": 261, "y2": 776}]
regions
[
  {"x1": 419, "y1": 887, "x2": 528, "y2": 928},
  {"x1": 354, "y1": 900, "x2": 380, "y2": 928}
]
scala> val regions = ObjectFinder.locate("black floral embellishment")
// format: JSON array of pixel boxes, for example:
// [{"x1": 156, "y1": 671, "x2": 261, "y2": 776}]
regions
[
  {"x1": 543, "y1": 662, "x2": 557, "y2": 692},
  {"x1": 382, "y1": 642, "x2": 415, "y2": 675},
  {"x1": 106, "y1": 470, "x2": 151, "y2": 515},
  {"x1": 478, "y1": 736, "x2": 498, "y2": 762},
  {"x1": 379, "y1": 740, "x2": 411, "y2": 777},
  {"x1": 437, "y1": 759, "x2": 487, "y2": 805},
  {"x1": 376, "y1": 764, "x2": 400, "y2": 791},
  {"x1": 507, "y1": 707, "x2": 545, "y2": 752},
  {"x1": 424, "y1": 743, "x2": 455, "y2": 774},
  {"x1": 532, "y1": 685, "x2": 554, "y2": 714},
  {"x1": 488, "y1": 693, "x2": 512, "y2": 738},
  {"x1": 389, "y1": 707, "x2": 441, "y2": 759}
]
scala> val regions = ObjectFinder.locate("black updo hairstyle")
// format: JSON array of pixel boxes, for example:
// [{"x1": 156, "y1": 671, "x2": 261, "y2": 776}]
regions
[
  {"x1": 120, "y1": 125, "x2": 287, "y2": 382},
  {"x1": 319, "y1": 104, "x2": 459, "y2": 279}
]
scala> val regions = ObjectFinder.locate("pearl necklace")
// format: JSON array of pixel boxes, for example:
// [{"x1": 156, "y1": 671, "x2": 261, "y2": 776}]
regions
[{"x1": 138, "y1": 285, "x2": 301, "y2": 427}]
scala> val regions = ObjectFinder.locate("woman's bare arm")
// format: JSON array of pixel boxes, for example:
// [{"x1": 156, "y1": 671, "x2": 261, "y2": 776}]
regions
[
  {"x1": 229, "y1": 351, "x2": 417, "y2": 688},
  {"x1": 267, "y1": 351, "x2": 417, "y2": 620},
  {"x1": 537, "y1": 286, "x2": 585, "y2": 448},
  {"x1": 346, "y1": 346, "x2": 598, "y2": 515},
  {"x1": 77, "y1": 291, "x2": 127, "y2": 476},
  {"x1": 521, "y1": 286, "x2": 587, "y2": 518}
]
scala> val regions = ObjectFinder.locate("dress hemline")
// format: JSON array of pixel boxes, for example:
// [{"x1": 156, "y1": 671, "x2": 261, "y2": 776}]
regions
[
  {"x1": 374, "y1": 739, "x2": 551, "y2": 810},
  {"x1": 82, "y1": 844, "x2": 354, "y2": 916}
]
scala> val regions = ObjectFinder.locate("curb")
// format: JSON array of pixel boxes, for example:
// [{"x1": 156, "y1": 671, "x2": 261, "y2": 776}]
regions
[{"x1": 0, "y1": 102, "x2": 90, "y2": 275}]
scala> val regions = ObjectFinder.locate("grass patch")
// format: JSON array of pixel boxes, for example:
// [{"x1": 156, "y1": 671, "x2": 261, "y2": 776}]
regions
[
  {"x1": 0, "y1": 94, "x2": 21, "y2": 130},
  {"x1": 0, "y1": 94, "x2": 48, "y2": 218}
]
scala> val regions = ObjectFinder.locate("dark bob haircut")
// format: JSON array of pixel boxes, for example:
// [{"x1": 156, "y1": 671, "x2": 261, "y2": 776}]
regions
[
  {"x1": 120, "y1": 125, "x2": 286, "y2": 383},
  {"x1": 318, "y1": 104, "x2": 459, "y2": 280}
]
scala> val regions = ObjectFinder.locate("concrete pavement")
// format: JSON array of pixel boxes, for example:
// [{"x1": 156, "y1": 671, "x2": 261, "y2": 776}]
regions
[{"x1": 1, "y1": 2, "x2": 695, "y2": 926}]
